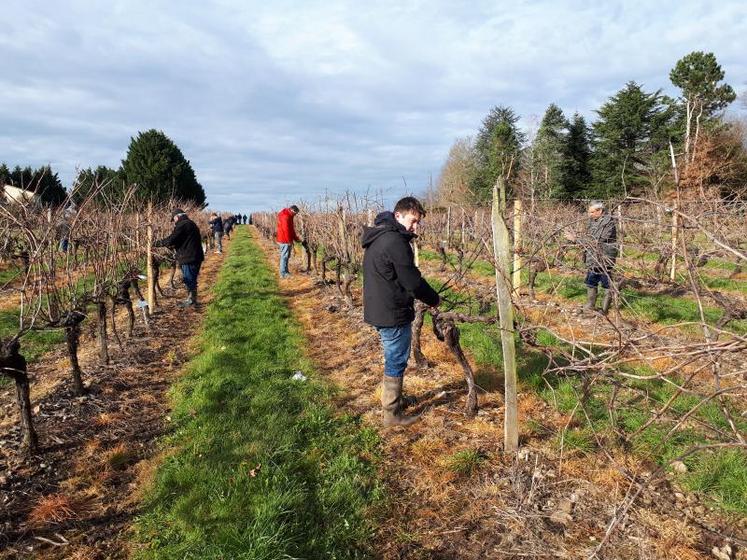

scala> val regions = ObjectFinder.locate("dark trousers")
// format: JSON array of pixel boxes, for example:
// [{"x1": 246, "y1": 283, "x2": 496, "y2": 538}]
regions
[{"x1": 181, "y1": 262, "x2": 201, "y2": 292}]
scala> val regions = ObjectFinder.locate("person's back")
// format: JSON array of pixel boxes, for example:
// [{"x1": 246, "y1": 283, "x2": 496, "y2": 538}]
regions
[{"x1": 168, "y1": 215, "x2": 204, "y2": 265}]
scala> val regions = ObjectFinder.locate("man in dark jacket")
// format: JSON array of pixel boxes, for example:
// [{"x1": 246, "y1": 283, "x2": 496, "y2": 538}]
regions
[
  {"x1": 567, "y1": 201, "x2": 618, "y2": 314},
  {"x1": 224, "y1": 215, "x2": 234, "y2": 239},
  {"x1": 154, "y1": 208, "x2": 205, "y2": 308},
  {"x1": 208, "y1": 212, "x2": 224, "y2": 254},
  {"x1": 362, "y1": 196, "x2": 440, "y2": 426}
]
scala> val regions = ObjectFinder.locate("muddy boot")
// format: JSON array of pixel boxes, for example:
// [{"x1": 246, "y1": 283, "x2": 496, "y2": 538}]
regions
[
  {"x1": 600, "y1": 289, "x2": 612, "y2": 315},
  {"x1": 401, "y1": 394, "x2": 417, "y2": 409},
  {"x1": 178, "y1": 290, "x2": 195, "y2": 308},
  {"x1": 382, "y1": 376, "x2": 420, "y2": 427},
  {"x1": 583, "y1": 286, "x2": 597, "y2": 313}
]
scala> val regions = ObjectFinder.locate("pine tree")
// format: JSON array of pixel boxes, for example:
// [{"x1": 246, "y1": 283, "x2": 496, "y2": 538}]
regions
[
  {"x1": 33, "y1": 165, "x2": 67, "y2": 206},
  {"x1": 670, "y1": 51, "x2": 736, "y2": 161},
  {"x1": 559, "y1": 113, "x2": 592, "y2": 200},
  {"x1": 73, "y1": 166, "x2": 123, "y2": 205},
  {"x1": 473, "y1": 106, "x2": 525, "y2": 201},
  {"x1": 534, "y1": 103, "x2": 568, "y2": 199},
  {"x1": 590, "y1": 82, "x2": 673, "y2": 198},
  {"x1": 0, "y1": 163, "x2": 10, "y2": 186},
  {"x1": 121, "y1": 129, "x2": 206, "y2": 205}
]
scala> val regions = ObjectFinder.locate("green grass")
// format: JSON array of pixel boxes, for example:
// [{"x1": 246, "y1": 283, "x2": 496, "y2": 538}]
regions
[
  {"x1": 0, "y1": 310, "x2": 65, "y2": 363},
  {"x1": 425, "y1": 284, "x2": 746, "y2": 515},
  {"x1": 530, "y1": 271, "x2": 747, "y2": 334},
  {"x1": 0, "y1": 264, "x2": 22, "y2": 286},
  {"x1": 421, "y1": 245, "x2": 747, "y2": 332},
  {"x1": 133, "y1": 228, "x2": 382, "y2": 559},
  {"x1": 443, "y1": 449, "x2": 486, "y2": 476}
]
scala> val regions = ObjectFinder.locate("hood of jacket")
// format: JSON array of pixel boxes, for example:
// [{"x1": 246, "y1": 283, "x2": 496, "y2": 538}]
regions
[{"x1": 361, "y1": 211, "x2": 415, "y2": 248}]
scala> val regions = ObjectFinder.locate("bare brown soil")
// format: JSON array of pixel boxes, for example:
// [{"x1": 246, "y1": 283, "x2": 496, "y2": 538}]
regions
[
  {"x1": 0, "y1": 238, "x2": 228, "y2": 559},
  {"x1": 256, "y1": 233, "x2": 745, "y2": 560}
]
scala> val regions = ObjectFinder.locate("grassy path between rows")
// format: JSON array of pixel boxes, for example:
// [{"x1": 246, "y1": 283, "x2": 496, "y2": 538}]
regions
[{"x1": 132, "y1": 228, "x2": 382, "y2": 559}]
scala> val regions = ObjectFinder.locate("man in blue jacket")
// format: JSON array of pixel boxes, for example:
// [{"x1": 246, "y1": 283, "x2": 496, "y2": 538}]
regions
[{"x1": 362, "y1": 197, "x2": 440, "y2": 426}]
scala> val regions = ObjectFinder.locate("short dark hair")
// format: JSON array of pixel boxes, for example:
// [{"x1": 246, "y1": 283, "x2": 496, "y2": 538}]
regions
[
  {"x1": 393, "y1": 196, "x2": 426, "y2": 218},
  {"x1": 290, "y1": 205, "x2": 300, "y2": 213}
]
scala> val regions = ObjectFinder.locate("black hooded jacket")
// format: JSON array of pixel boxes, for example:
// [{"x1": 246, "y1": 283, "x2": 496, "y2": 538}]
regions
[
  {"x1": 361, "y1": 211, "x2": 439, "y2": 327},
  {"x1": 154, "y1": 214, "x2": 205, "y2": 265}
]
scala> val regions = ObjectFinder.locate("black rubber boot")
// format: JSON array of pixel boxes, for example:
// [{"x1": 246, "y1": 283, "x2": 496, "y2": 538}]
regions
[{"x1": 382, "y1": 376, "x2": 420, "y2": 427}]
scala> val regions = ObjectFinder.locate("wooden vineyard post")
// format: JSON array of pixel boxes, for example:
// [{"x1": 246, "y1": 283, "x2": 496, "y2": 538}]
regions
[
  {"x1": 669, "y1": 141, "x2": 680, "y2": 282},
  {"x1": 338, "y1": 206, "x2": 349, "y2": 261},
  {"x1": 446, "y1": 206, "x2": 451, "y2": 248},
  {"x1": 512, "y1": 199, "x2": 522, "y2": 292},
  {"x1": 492, "y1": 178, "x2": 519, "y2": 453},
  {"x1": 413, "y1": 239, "x2": 420, "y2": 267},
  {"x1": 367, "y1": 208, "x2": 374, "y2": 227},
  {"x1": 146, "y1": 202, "x2": 156, "y2": 312},
  {"x1": 135, "y1": 212, "x2": 141, "y2": 251},
  {"x1": 461, "y1": 208, "x2": 466, "y2": 247},
  {"x1": 616, "y1": 205, "x2": 624, "y2": 258}
]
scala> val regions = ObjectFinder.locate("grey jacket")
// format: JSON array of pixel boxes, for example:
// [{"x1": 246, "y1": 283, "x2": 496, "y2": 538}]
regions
[{"x1": 584, "y1": 214, "x2": 618, "y2": 271}]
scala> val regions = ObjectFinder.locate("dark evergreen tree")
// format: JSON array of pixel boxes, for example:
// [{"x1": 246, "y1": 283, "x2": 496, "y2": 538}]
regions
[
  {"x1": 473, "y1": 106, "x2": 525, "y2": 201},
  {"x1": 10, "y1": 166, "x2": 34, "y2": 190},
  {"x1": 559, "y1": 113, "x2": 592, "y2": 200},
  {"x1": 0, "y1": 163, "x2": 10, "y2": 186},
  {"x1": 590, "y1": 82, "x2": 673, "y2": 198},
  {"x1": 33, "y1": 165, "x2": 67, "y2": 206},
  {"x1": 121, "y1": 129, "x2": 206, "y2": 205},
  {"x1": 534, "y1": 103, "x2": 568, "y2": 199},
  {"x1": 73, "y1": 166, "x2": 124, "y2": 205}
]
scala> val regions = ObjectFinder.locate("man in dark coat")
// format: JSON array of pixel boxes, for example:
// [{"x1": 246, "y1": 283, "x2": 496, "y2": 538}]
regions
[
  {"x1": 567, "y1": 201, "x2": 618, "y2": 314},
  {"x1": 224, "y1": 215, "x2": 234, "y2": 239},
  {"x1": 208, "y1": 212, "x2": 224, "y2": 254},
  {"x1": 362, "y1": 196, "x2": 440, "y2": 426},
  {"x1": 154, "y1": 208, "x2": 205, "y2": 307}
]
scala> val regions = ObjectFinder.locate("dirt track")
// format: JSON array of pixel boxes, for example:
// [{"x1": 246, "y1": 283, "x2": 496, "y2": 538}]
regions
[{"x1": 255, "y1": 231, "x2": 745, "y2": 560}]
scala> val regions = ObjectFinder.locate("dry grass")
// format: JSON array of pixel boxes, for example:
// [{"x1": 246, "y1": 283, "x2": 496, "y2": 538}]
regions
[
  {"x1": 636, "y1": 510, "x2": 703, "y2": 560},
  {"x1": 27, "y1": 494, "x2": 80, "y2": 527}
]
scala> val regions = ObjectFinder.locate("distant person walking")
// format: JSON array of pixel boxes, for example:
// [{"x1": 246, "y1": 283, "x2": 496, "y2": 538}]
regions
[
  {"x1": 242, "y1": 214, "x2": 247, "y2": 225},
  {"x1": 208, "y1": 212, "x2": 224, "y2": 254},
  {"x1": 566, "y1": 201, "x2": 618, "y2": 314},
  {"x1": 276, "y1": 205, "x2": 301, "y2": 278},
  {"x1": 224, "y1": 215, "x2": 235, "y2": 239},
  {"x1": 361, "y1": 197, "x2": 440, "y2": 426},
  {"x1": 154, "y1": 208, "x2": 205, "y2": 308}
]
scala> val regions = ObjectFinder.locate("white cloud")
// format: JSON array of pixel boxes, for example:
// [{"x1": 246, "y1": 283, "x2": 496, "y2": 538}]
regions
[{"x1": 0, "y1": 0, "x2": 745, "y2": 211}]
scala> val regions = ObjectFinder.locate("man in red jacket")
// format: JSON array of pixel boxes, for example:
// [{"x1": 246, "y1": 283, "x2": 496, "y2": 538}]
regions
[{"x1": 276, "y1": 205, "x2": 301, "y2": 278}]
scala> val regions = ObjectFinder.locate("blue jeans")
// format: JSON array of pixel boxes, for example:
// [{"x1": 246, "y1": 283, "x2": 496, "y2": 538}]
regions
[
  {"x1": 181, "y1": 263, "x2": 201, "y2": 292},
  {"x1": 278, "y1": 243, "x2": 292, "y2": 277},
  {"x1": 376, "y1": 323, "x2": 412, "y2": 378},
  {"x1": 585, "y1": 269, "x2": 611, "y2": 290}
]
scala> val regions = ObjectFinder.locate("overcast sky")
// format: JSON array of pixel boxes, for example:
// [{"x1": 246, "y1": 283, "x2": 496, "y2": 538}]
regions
[{"x1": 1, "y1": 0, "x2": 745, "y2": 212}]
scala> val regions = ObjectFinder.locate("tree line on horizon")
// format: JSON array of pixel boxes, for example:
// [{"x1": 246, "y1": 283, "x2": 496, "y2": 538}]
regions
[
  {"x1": 1, "y1": 129, "x2": 206, "y2": 207},
  {"x1": 433, "y1": 51, "x2": 746, "y2": 205}
]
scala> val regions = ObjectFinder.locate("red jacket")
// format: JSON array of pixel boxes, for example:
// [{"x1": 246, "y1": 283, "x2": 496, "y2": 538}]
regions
[{"x1": 277, "y1": 208, "x2": 300, "y2": 243}]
